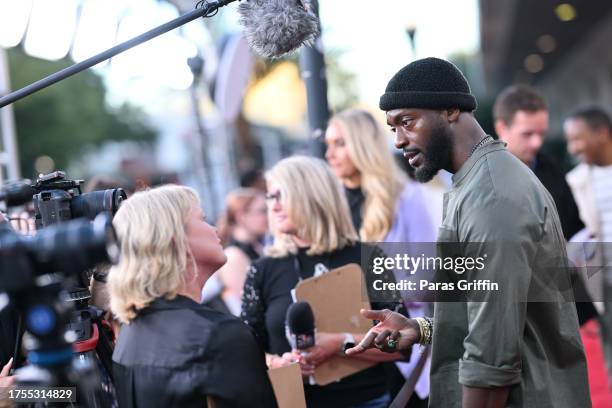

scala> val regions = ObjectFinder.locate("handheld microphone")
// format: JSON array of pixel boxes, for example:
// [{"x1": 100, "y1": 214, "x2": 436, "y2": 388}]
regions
[
  {"x1": 286, "y1": 301, "x2": 316, "y2": 350},
  {"x1": 0, "y1": 180, "x2": 36, "y2": 207},
  {"x1": 238, "y1": 0, "x2": 321, "y2": 58}
]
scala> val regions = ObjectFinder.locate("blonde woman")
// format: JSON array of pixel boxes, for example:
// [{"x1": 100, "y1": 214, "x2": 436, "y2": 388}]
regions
[
  {"x1": 108, "y1": 185, "x2": 276, "y2": 408},
  {"x1": 325, "y1": 109, "x2": 436, "y2": 407},
  {"x1": 325, "y1": 108, "x2": 435, "y2": 243},
  {"x1": 241, "y1": 156, "x2": 407, "y2": 408}
]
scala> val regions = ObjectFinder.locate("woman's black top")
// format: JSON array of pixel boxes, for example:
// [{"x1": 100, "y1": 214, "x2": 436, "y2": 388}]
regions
[
  {"x1": 204, "y1": 238, "x2": 261, "y2": 315},
  {"x1": 344, "y1": 187, "x2": 365, "y2": 233},
  {"x1": 241, "y1": 242, "x2": 406, "y2": 407},
  {"x1": 113, "y1": 295, "x2": 277, "y2": 408},
  {"x1": 227, "y1": 237, "x2": 261, "y2": 262}
]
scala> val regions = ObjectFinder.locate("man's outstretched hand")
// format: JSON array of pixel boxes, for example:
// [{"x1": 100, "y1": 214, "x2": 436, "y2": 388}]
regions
[{"x1": 345, "y1": 309, "x2": 420, "y2": 355}]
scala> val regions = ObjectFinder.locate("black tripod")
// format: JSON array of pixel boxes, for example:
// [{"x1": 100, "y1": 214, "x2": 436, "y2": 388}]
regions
[{"x1": 12, "y1": 279, "x2": 114, "y2": 407}]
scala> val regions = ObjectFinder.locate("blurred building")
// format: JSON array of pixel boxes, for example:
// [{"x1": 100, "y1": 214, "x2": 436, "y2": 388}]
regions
[{"x1": 480, "y1": 0, "x2": 612, "y2": 135}]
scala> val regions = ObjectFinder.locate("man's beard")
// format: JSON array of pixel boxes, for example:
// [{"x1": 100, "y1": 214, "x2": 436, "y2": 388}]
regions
[{"x1": 413, "y1": 122, "x2": 454, "y2": 183}]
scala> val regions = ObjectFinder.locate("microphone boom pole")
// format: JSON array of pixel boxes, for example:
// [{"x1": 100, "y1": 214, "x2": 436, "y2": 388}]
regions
[
  {"x1": 0, "y1": 0, "x2": 239, "y2": 108},
  {"x1": 299, "y1": 0, "x2": 329, "y2": 159}
]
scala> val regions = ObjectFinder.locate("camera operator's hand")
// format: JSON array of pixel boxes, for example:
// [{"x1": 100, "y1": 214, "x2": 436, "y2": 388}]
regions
[
  {"x1": 0, "y1": 358, "x2": 15, "y2": 407},
  {"x1": 1, "y1": 359, "x2": 16, "y2": 408},
  {"x1": 0, "y1": 358, "x2": 14, "y2": 387},
  {"x1": 345, "y1": 309, "x2": 420, "y2": 355}
]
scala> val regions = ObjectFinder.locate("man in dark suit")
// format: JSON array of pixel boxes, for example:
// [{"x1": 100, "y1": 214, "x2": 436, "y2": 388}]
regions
[{"x1": 493, "y1": 85, "x2": 584, "y2": 241}]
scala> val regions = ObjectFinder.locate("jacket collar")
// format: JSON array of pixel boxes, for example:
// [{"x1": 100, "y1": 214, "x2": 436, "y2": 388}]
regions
[
  {"x1": 145, "y1": 294, "x2": 199, "y2": 312},
  {"x1": 452, "y1": 139, "x2": 506, "y2": 186}
]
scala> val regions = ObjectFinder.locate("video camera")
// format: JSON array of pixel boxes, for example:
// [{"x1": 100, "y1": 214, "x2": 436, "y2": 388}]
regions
[
  {"x1": 0, "y1": 170, "x2": 126, "y2": 228},
  {"x1": 0, "y1": 171, "x2": 125, "y2": 407},
  {"x1": 0, "y1": 214, "x2": 118, "y2": 293}
]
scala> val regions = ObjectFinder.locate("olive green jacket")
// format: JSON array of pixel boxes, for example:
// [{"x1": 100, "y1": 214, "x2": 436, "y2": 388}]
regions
[{"x1": 429, "y1": 141, "x2": 590, "y2": 408}]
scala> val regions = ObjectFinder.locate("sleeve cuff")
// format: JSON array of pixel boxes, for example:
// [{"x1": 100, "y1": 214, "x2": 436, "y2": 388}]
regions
[{"x1": 459, "y1": 359, "x2": 521, "y2": 388}]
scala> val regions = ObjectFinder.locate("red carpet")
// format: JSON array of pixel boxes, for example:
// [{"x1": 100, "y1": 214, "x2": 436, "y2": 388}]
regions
[{"x1": 580, "y1": 319, "x2": 612, "y2": 408}]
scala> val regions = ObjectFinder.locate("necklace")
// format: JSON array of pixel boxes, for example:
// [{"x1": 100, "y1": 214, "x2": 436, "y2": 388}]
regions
[{"x1": 468, "y1": 135, "x2": 493, "y2": 159}]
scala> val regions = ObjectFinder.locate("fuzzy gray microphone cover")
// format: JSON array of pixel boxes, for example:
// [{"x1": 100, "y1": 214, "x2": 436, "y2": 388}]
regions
[{"x1": 238, "y1": 0, "x2": 321, "y2": 59}]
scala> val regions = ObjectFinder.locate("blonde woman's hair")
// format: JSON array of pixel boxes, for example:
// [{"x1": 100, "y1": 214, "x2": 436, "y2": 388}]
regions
[
  {"x1": 265, "y1": 156, "x2": 358, "y2": 257},
  {"x1": 108, "y1": 184, "x2": 199, "y2": 323},
  {"x1": 328, "y1": 109, "x2": 406, "y2": 241}
]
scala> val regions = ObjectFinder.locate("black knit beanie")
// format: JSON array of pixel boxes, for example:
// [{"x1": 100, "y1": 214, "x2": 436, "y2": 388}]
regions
[{"x1": 379, "y1": 57, "x2": 477, "y2": 112}]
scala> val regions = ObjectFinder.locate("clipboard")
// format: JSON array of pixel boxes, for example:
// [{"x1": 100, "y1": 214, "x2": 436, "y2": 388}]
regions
[
  {"x1": 294, "y1": 263, "x2": 375, "y2": 385},
  {"x1": 267, "y1": 363, "x2": 307, "y2": 408}
]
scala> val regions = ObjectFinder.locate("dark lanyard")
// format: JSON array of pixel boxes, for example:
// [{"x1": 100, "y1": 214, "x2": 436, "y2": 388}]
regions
[{"x1": 292, "y1": 251, "x2": 332, "y2": 282}]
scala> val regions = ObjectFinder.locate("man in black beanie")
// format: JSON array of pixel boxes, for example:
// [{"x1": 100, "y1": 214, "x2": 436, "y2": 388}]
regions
[{"x1": 347, "y1": 58, "x2": 591, "y2": 407}]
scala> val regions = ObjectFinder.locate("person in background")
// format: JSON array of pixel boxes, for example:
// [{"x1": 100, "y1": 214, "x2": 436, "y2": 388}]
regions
[
  {"x1": 325, "y1": 108, "x2": 436, "y2": 244},
  {"x1": 109, "y1": 185, "x2": 276, "y2": 408},
  {"x1": 494, "y1": 84, "x2": 584, "y2": 241},
  {"x1": 565, "y1": 107, "x2": 612, "y2": 260},
  {"x1": 494, "y1": 85, "x2": 599, "y2": 329},
  {"x1": 240, "y1": 168, "x2": 267, "y2": 192},
  {"x1": 241, "y1": 156, "x2": 408, "y2": 408},
  {"x1": 205, "y1": 188, "x2": 268, "y2": 316},
  {"x1": 325, "y1": 108, "x2": 436, "y2": 407},
  {"x1": 565, "y1": 107, "x2": 612, "y2": 380},
  {"x1": 83, "y1": 176, "x2": 130, "y2": 317}
]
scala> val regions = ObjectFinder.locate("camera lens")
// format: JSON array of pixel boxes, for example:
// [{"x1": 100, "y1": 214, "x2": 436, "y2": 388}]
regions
[
  {"x1": 71, "y1": 188, "x2": 127, "y2": 220},
  {"x1": 30, "y1": 214, "x2": 119, "y2": 276}
]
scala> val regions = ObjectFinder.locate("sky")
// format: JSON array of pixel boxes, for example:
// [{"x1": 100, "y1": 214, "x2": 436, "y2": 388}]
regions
[
  {"x1": 0, "y1": 0, "x2": 480, "y2": 112},
  {"x1": 319, "y1": 0, "x2": 480, "y2": 107}
]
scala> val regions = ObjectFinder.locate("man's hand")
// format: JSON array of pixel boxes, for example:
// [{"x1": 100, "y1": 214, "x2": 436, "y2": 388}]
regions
[{"x1": 345, "y1": 309, "x2": 420, "y2": 355}]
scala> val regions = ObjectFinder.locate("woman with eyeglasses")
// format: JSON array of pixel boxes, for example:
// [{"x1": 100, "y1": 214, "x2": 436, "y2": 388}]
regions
[{"x1": 241, "y1": 156, "x2": 408, "y2": 408}]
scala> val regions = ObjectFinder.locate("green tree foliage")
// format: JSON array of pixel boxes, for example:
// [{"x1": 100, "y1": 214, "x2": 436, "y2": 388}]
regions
[{"x1": 7, "y1": 48, "x2": 156, "y2": 178}]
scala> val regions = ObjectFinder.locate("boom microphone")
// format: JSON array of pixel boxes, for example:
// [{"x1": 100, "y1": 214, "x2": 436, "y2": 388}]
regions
[
  {"x1": 238, "y1": 0, "x2": 321, "y2": 58},
  {"x1": 286, "y1": 301, "x2": 316, "y2": 350}
]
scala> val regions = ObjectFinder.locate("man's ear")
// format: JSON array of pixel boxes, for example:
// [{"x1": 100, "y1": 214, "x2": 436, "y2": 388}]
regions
[
  {"x1": 446, "y1": 109, "x2": 461, "y2": 123},
  {"x1": 594, "y1": 126, "x2": 609, "y2": 145},
  {"x1": 494, "y1": 119, "x2": 506, "y2": 139}
]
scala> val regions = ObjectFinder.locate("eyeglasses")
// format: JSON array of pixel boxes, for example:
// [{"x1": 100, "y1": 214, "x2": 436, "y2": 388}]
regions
[{"x1": 265, "y1": 191, "x2": 282, "y2": 204}]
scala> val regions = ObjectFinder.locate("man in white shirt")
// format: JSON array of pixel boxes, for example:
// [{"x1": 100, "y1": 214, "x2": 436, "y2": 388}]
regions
[{"x1": 564, "y1": 106, "x2": 612, "y2": 373}]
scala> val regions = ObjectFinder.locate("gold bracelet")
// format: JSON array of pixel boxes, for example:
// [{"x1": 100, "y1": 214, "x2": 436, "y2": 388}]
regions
[
  {"x1": 414, "y1": 317, "x2": 433, "y2": 345},
  {"x1": 414, "y1": 317, "x2": 426, "y2": 345}
]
